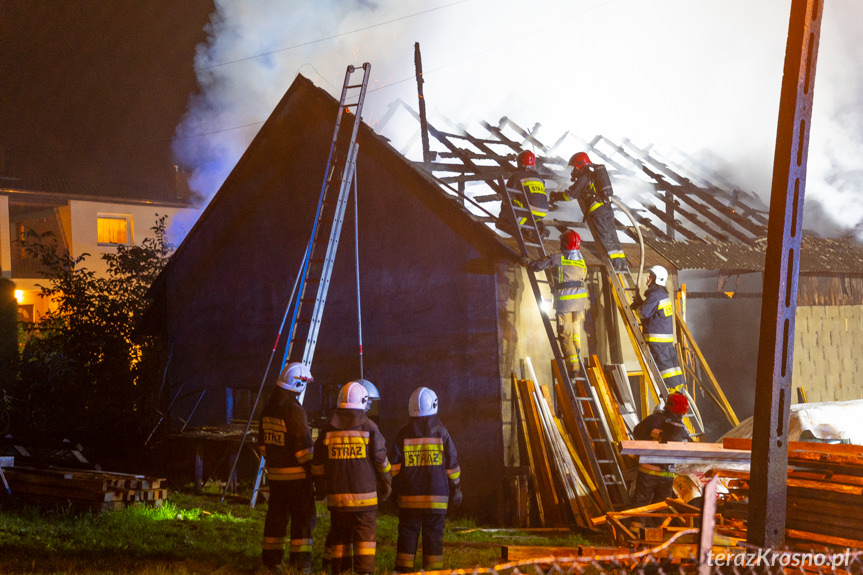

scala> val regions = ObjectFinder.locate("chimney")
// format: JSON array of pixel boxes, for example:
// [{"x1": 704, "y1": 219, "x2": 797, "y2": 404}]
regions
[{"x1": 173, "y1": 164, "x2": 191, "y2": 202}]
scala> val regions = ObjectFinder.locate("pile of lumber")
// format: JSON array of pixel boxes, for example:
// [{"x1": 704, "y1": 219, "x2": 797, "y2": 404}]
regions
[
  {"x1": 511, "y1": 373, "x2": 603, "y2": 529},
  {"x1": 1, "y1": 464, "x2": 167, "y2": 513},
  {"x1": 619, "y1": 438, "x2": 863, "y2": 550},
  {"x1": 509, "y1": 355, "x2": 639, "y2": 528},
  {"x1": 718, "y1": 437, "x2": 863, "y2": 550}
]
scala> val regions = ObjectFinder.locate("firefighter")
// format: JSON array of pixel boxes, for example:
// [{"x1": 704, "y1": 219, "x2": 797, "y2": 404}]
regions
[
  {"x1": 502, "y1": 149, "x2": 549, "y2": 240},
  {"x1": 258, "y1": 362, "x2": 316, "y2": 574},
  {"x1": 311, "y1": 380, "x2": 392, "y2": 575},
  {"x1": 528, "y1": 230, "x2": 589, "y2": 377},
  {"x1": 633, "y1": 265, "x2": 686, "y2": 393},
  {"x1": 555, "y1": 152, "x2": 628, "y2": 272},
  {"x1": 390, "y1": 387, "x2": 461, "y2": 573},
  {"x1": 630, "y1": 391, "x2": 691, "y2": 508}
]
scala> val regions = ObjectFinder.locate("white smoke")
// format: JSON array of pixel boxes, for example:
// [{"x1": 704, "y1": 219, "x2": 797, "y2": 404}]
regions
[{"x1": 172, "y1": 0, "x2": 863, "y2": 241}]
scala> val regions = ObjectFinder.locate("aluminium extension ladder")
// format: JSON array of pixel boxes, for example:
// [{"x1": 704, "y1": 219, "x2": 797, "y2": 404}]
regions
[
  {"x1": 499, "y1": 179, "x2": 628, "y2": 510},
  {"x1": 249, "y1": 64, "x2": 372, "y2": 507},
  {"x1": 281, "y1": 62, "x2": 372, "y2": 378}
]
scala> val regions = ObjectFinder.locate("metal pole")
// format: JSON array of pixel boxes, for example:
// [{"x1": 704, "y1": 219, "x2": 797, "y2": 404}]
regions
[{"x1": 748, "y1": 0, "x2": 823, "y2": 548}]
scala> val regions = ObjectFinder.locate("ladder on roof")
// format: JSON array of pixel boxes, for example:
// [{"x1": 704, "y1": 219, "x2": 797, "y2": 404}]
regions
[
  {"x1": 499, "y1": 179, "x2": 627, "y2": 510},
  {"x1": 569, "y1": 175, "x2": 705, "y2": 438},
  {"x1": 280, "y1": 63, "x2": 372, "y2": 385}
]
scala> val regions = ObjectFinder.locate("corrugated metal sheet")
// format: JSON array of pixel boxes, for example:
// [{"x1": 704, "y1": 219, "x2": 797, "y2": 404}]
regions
[{"x1": 643, "y1": 235, "x2": 863, "y2": 274}]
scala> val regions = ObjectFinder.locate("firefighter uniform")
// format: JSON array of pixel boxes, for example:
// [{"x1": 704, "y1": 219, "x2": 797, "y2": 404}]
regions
[
  {"x1": 390, "y1": 412, "x2": 461, "y2": 572},
  {"x1": 311, "y1": 407, "x2": 391, "y2": 575},
  {"x1": 630, "y1": 401, "x2": 690, "y2": 508},
  {"x1": 563, "y1": 164, "x2": 628, "y2": 272},
  {"x1": 638, "y1": 283, "x2": 686, "y2": 393},
  {"x1": 531, "y1": 248, "x2": 589, "y2": 376},
  {"x1": 258, "y1": 388, "x2": 316, "y2": 573},
  {"x1": 501, "y1": 167, "x2": 549, "y2": 241}
]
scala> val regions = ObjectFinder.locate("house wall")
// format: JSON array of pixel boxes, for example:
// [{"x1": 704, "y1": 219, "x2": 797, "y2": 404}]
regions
[
  {"x1": 66, "y1": 200, "x2": 185, "y2": 276},
  {"x1": 680, "y1": 270, "x2": 863, "y2": 440},
  {"x1": 793, "y1": 305, "x2": 863, "y2": 403},
  {"x1": 497, "y1": 263, "x2": 557, "y2": 469}
]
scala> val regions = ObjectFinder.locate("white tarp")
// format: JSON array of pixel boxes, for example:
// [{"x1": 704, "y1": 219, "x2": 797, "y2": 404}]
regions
[
  {"x1": 674, "y1": 399, "x2": 863, "y2": 499},
  {"x1": 722, "y1": 398, "x2": 863, "y2": 445}
]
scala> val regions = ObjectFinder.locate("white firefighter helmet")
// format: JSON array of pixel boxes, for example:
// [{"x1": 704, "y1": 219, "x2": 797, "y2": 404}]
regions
[
  {"x1": 276, "y1": 362, "x2": 313, "y2": 393},
  {"x1": 408, "y1": 387, "x2": 439, "y2": 417},
  {"x1": 338, "y1": 380, "x2": 371, "y2": 410},
  {"x1": 649, "y1": 265, "x2": 669, "y2": 287}
]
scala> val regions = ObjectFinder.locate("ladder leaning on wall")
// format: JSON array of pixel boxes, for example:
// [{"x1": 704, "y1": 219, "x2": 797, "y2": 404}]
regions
[
  {"x1": 499, "y1": 178, "x2": 628, "y2": 511},
  {"x1": 223, "y1": 63, "x2": 373, "y2": 505}
]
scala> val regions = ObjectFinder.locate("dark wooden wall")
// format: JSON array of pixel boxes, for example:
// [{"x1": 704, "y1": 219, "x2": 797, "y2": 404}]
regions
[{"x1": 157, "y1": 77, "x2": 509, "y2": 522}]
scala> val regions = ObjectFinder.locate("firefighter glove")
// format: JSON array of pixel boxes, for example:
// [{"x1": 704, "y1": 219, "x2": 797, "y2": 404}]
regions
[
  {"x1": 377, "y1": 474, "x2": 392, "y2": 502},
  {"x1": 549, "y1": 191, "x2": 568, "y2": 205},
  {"x1": 450, "y1": 483, "x2": 463, "y2": 508},
  {"x1": 631, "y1": 293, "x2": 644, "y2": 309}
]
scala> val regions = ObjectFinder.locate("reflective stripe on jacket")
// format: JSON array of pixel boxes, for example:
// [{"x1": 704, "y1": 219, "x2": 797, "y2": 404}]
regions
[
  {"x1": 639, "y1": 283, "x2": 674, "y2": 341},
  {"x1": 532, "y1": 249, "x2": 588, "y2": 313},
  {"x1": 311, "y1": 408, "x2": 391, "y2": 512},
  {"x1": 258, "y1": 389, "x2": 314, "y2": 482},
  {"x1": 390, "y1": 414, "x2": 460, "y2": 514},
  {"x1": 506, "y1": 169, "x2": 548, "y2": 220}
]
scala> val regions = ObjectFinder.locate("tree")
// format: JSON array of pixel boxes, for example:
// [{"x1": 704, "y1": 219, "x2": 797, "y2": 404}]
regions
[{"x1": 15, "y1": 215, "x2": 173, "y2": 458}]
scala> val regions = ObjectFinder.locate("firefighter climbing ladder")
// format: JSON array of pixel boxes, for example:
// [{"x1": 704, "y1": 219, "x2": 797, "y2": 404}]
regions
[
  {"x1": 499, "y1": 180, "x2": 628, "y2": 510},
  {"x1": 576, "y1": 194, "x2": 705, "y2": 437},
  {"x1": 227, "y1": 63, "x2": 372, "y2": 504}
]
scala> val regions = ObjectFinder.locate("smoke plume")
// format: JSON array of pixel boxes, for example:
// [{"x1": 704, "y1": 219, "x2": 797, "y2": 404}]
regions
[{"x1": 172, "y1": 0, "x2": 863, "y2": 241}]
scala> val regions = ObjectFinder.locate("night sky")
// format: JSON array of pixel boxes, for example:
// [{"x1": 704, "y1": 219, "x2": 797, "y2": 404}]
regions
[{"x1": 0, "y1": 0, "x2": 214, "y2": 190}]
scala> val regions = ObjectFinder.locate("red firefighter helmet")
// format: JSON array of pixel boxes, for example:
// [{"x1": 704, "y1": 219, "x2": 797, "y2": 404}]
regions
[
  {"x1": 561, "y1": 230, "x2": 581, "y2": 251},
  {"x1": 568, "y1": 151, "x2": 591, "y2": 172},
  {"x1": 517, "y1": 150, "x2": 536, "y2": 168},
  {"x1": 665, "y1": 392, "x2": 689, "y2": 415}
]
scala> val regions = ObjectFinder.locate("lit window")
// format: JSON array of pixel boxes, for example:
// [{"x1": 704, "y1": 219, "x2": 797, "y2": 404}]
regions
[{"x1": 97, "y1": 216, "x2": 132, "y2": 245}]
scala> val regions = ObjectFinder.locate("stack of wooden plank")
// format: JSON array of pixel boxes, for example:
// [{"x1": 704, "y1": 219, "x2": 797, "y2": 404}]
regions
[
  {"x1": 512, "y1": 374, "x2": 603, "y2": 528},
  {"x1": 2, "y1": 465, "x2": 167, "y2": 513},
  {"x1": 619, "y1": 438, "x2": 863, "y2": 549},
  {"x1": 719, "y1": 438, "x2": 863, "y2": 550}
]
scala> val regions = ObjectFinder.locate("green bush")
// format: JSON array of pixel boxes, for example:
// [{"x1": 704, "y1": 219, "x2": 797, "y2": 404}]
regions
[{"x1": 13, "y1": 215, "x2": 173, "y2": 458}]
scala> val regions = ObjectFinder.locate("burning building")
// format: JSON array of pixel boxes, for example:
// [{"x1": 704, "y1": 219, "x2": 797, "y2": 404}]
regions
[{"x1": 146, "y1": 72, "x2": 863, "y2": 524}]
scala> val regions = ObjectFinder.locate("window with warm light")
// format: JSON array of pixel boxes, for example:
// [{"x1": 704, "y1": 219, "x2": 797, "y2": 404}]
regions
[{"x1": 97, "y1": 216, "x2": 132, "y2": 246}]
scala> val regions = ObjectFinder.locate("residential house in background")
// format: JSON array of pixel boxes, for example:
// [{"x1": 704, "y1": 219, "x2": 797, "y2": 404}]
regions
[{"x1": 1, "y1": 171, "x2": 195, "y2": 323}]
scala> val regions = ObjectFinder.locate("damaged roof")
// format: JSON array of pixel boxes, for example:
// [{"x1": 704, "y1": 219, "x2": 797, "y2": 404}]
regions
[
  {"x1": 642, "y1": 235, "x2": 863, "y2": 274},
  {"x1": 373, "y1": 101, "x2": 863, "y2": 276}
]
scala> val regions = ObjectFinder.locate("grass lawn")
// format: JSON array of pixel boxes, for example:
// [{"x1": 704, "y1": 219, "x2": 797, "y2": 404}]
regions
[{"x1": 0, "y1": 484, "x2": 598, "y2": 574}]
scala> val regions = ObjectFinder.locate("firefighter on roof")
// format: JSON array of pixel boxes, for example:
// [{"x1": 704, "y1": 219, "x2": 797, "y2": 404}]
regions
[
  {"x1": 390, "y1": 387, "x2": 461, "y2": 573},
  {"x1": 630, "y1": 391, "x2": 691, "y2": 508},
  {"x1": 528, "y1": 230, "x2": 589, "y2": 378},
  {"x1": 502, "y1": 149, "x2": 550, "y2": 240},
  {"x1": 556, "y1": 152, "x2": 629, "y2": 272},
  {"x1": 311, "y1": 380, "x2": 392, "y2": 575},
  {"x1": 632, "y1": 265, "x2": 686, "y2": 394},
  {"x1": 258, "y1": 362, "x2": 316, "y2": 574}
]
